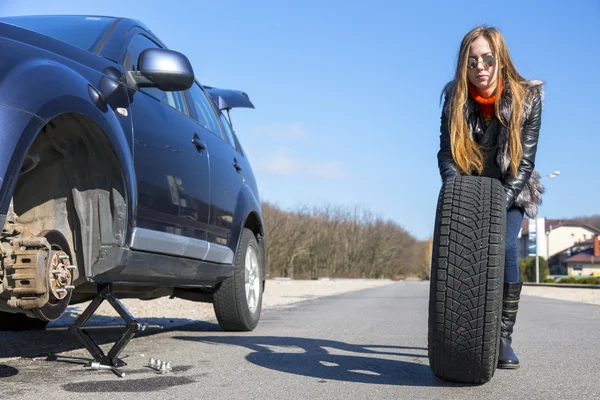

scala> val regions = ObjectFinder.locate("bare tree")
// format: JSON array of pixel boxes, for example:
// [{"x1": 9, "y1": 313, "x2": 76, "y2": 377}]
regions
[{"x1": 261, "y1": 201, "x2": 423, "y2": 280}]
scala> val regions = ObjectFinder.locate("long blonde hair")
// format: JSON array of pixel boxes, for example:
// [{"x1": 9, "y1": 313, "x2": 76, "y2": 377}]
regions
[{"x1": 446, "y1": 25, "x2": 528, "y2": 176}]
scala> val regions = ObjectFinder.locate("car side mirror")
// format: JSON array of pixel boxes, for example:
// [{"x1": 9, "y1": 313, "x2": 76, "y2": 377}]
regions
[{"x1": 125, "y1": 48, "x2": 194, "y2": 91}]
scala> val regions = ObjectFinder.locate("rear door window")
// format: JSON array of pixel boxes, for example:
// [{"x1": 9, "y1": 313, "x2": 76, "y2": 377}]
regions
[{"x1": 185, "y1": 83, "x2": 223, "y2": 138}]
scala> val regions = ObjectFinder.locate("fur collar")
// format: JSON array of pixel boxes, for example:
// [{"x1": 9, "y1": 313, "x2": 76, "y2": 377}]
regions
[{"x1": 441, "y1": 78, "x2": 546, "y2": 218}]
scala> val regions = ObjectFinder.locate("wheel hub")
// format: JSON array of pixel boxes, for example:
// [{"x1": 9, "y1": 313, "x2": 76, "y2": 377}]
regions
[
  {"x1": 49, "y1": 251, "x2": 73, "y2": 300},
  {"x1": 245, "y1": 247, "x2": 261, "y2": 313}
]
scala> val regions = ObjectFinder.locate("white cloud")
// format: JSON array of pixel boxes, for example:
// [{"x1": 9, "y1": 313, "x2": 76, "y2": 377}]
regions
[
  {"x1": 306, "y1": 160, "x2": 347, "y2": 180},
  {"x1": 264, "y1": 151, "x2": 294, "y2": 174},
  {"x1": 259, "y1": 147, "x2": 348, "y2": 180},
  {"x1": 254, "y1": 123, "x2": 307, "y2": 140}
]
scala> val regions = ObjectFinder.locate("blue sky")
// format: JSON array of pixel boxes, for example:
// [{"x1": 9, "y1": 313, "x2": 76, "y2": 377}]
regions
[{"x1": 2, "y1": 0, "x2": 598, "y2": 240}]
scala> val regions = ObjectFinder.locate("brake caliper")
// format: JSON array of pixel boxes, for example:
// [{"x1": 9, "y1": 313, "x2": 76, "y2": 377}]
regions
[
  {"x1": 2, "y1": 229, "x2": 50, "y2": 309},
  {"x1": 1, "y1": 224, "x2": 73, "y2": 311}
]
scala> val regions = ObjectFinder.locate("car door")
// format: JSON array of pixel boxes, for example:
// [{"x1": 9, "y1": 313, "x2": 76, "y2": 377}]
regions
[
  {"x1": 184, "y1": 83, "x2": 242, "y2": 264},
  {"x1": 122, "y1": 32, "x2": 211, "y2": 258}
]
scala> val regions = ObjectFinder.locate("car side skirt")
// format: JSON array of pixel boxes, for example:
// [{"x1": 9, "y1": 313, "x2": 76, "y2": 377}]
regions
[
  {"x1": 92, "y1": 249, "x2": 234, "y2": 287},
  {"x1": 130, "y1": 227, "x2": 234, "y2": 264}
]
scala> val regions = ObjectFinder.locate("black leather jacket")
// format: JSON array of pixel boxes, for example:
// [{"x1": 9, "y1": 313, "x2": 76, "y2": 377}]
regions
[{"x1": 437, "y1": 84, "x2": 543, "y2": 210}]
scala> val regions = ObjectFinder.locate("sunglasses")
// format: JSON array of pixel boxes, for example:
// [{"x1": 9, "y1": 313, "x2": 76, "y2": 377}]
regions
[{"x1": 467, "y1": 54, "x2": 495, "y2": 69}]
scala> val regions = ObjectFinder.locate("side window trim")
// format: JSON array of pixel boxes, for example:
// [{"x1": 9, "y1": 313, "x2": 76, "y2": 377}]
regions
[
  {"x1": 231, "y1": 129, "x2": 243, "y2": 155},
  {"x1": 198, "y1": 83, "x2": 225, "y2": 139},
  {"x1": 198, "y1": 85, "x2": 239, "y2": 149},
  {"x1": 216, "y1": 111, "x2": 238, "y2": 150},
  {"x1": 183, "y1": 89, "x2": 200, "y2": 124},
  {"x1": 185, "y1": 81, "x2": 225, "y2": 139},
  {"x1": 200, "y1": 87, "x2": 244, "y2": 154}
]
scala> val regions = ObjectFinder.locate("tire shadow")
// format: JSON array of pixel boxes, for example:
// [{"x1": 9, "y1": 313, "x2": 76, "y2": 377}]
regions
[{"x1": 171, "y1": 335, "x2": 472, "y2": 387}]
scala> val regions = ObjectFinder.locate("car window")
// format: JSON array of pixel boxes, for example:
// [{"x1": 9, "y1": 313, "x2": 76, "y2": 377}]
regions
[
  {"x1": 218, "y1": 112, "x2": 238, "y2": 150},
  {"x1": 123, "y1": 34, "x2": 186, "y2": 114},
  {"x1": 186, "y1": 83, "x2": 223, "y2": 138},
  {"x1": 232, "y1": 131, "x2": 244, "y2": 155}
]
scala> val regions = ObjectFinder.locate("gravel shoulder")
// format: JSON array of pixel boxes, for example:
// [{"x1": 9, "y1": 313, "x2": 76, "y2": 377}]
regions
[
  {"x1": 35, "y1": 279, "x2": 600, "y2": 330},
  {"x1": 47, "y1": 278, "x2": 397, "y2": 328}
]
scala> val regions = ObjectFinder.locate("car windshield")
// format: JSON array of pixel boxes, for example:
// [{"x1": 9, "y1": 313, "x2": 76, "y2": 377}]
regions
[{"x1": 0, "y1": 15, "x2": 115, "y2": 52}]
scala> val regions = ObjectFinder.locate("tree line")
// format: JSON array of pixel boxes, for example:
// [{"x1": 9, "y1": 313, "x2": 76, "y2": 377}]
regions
[
  {"x1": 261, "y1": 202, "x2": 432, "y2": 280},
  {"x1": 260, "y1": 201, "x2": 600, "y2": 281}
]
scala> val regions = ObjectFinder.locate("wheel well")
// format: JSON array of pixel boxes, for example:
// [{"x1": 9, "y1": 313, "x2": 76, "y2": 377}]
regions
[
  {"x1": 12, "y1": 113, "x2": 127, "y2": 284},
  {"x1": 244, "y1": 211, "x2": 266, "y2": 284},
  {"x1": 244, "y1": 211, "x2": 262, "y2": 238}
]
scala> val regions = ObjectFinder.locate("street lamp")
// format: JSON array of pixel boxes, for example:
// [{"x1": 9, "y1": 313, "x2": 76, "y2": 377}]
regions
[
  {"x1": 546, "y1": 226, "x2": 552, "y2": 260},
  {"x1": 535, "y1": 170, "x2": 560, "y2": 283}
]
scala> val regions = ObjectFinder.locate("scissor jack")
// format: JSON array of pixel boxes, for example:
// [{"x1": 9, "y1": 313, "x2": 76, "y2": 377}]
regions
[{"x1": 69, "y1": 283, "x2": 148, "y2": 377}]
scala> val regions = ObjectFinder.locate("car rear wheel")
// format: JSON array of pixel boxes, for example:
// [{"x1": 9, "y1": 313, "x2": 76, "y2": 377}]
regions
[
  {"x1": 427, "y1": 175, "x2": 506, "y2": 384},
  {"x1": 213, "y1": 228, "x2": 264, "y2": 331}
]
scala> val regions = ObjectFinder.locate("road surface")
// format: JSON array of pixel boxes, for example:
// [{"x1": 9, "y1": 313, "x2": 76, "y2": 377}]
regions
[{"x1": 0, "y1": 281, "x2": 598, "y2": 399}]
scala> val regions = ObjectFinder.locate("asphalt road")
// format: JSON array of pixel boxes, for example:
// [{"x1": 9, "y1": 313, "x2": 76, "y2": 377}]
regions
[{"x1": 0, "y1": 281, "x2": 599, "y2": 400}]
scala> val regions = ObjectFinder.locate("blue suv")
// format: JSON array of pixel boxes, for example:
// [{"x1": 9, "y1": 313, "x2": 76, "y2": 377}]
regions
[{"x1": 0, "y1": 15, "x2": 266, "y2": 333}]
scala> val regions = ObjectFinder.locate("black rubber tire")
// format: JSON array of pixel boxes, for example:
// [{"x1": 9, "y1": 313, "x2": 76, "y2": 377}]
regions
[
  {"x1": 0, "y1": 311, "x2": 49, "y2": 331},
  {"x1": 428, "y1": 175, "x2": 506, "y2": 384},
  {"x1": 213, "y1": 228, "x2": 264, "y2": 331}
]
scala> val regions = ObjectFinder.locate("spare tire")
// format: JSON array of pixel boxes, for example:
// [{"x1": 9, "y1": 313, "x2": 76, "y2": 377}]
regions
[{"x1": 427, "y1": 175, "x2": 506, "y2": 384}]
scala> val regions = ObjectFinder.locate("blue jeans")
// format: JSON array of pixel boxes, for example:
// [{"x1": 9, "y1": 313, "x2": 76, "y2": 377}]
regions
[{"x1": 505, "y1": 206, "x2": 525, "y2": 283}]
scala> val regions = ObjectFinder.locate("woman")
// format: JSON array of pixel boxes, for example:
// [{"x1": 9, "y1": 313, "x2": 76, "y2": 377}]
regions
[{"x1": 437, "y1": 25, "x2": 544, "y2": 369}]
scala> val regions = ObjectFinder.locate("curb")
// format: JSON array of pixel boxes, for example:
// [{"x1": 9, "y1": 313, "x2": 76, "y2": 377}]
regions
[{"x1": 523, "y1": 283, "x2": 600, "y2": 289}]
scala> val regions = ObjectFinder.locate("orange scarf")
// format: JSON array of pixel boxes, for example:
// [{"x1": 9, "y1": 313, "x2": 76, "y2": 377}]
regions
[{"x1": 469, "y1": 81, "x2": 504, "y2": 124}]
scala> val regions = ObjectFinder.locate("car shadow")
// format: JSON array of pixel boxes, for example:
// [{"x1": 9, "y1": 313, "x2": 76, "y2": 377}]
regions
[
  {"x1": 0, "y1": 309, "x2": 221, "y2": 360},
  {"x1": 0, "y1": 314, "x2": 217, "y2": 391},
  {"x1": 171, "y1": 335, "x2": 473, "y2": 387},
  {"x1": 0, "y1": 364, "x2": 19, "y2": 378},
  {"x1": 1, "y1": 316, "x2": 478, "y2": 388}
]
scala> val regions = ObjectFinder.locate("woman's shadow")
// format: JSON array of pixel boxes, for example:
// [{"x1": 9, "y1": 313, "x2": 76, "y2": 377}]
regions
[{"x1": 171, "y1": 335, "x2": 468, "y2": 387}]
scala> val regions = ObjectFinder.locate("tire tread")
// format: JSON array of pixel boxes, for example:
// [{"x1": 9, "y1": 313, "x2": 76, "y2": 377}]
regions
[
  {"x1": 213, "y1": 228, "x2": 263, "y2": 331},
  {"x1": 428, "y1": 175, "x2": 506, "y2": 384}
]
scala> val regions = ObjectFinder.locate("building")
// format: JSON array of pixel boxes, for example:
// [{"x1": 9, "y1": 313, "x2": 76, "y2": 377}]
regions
[
  {"x1": 564, "y1": 235, "x2": 600, "y2": 276},
  {"x1": 518, "y1": 217, "x2": 600, "y2": 275}
]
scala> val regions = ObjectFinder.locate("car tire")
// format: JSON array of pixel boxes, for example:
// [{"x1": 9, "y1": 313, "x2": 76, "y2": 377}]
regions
[
  {"x1": 0, "y1": 311, "x2": 49, "y2": 331},
  {"x1": 213, "y1": 228, "x2": 264, "y2": 331},
  {"x1": 427, "y1": 175, "x2": 506, "y2": 384}
]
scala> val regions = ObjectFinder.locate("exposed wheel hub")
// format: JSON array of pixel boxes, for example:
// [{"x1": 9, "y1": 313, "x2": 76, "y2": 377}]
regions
[{"x1": 49, "y1": 251, "x2": 74, "y2": 300}]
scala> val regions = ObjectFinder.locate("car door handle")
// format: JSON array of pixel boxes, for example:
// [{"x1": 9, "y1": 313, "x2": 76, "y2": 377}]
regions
[
  {"x1": 191, "y1": 137, "x2": 206, "y2": 152},
  {"x1": 233, "y1": 158, "x2": 242, "y2": 172}
]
